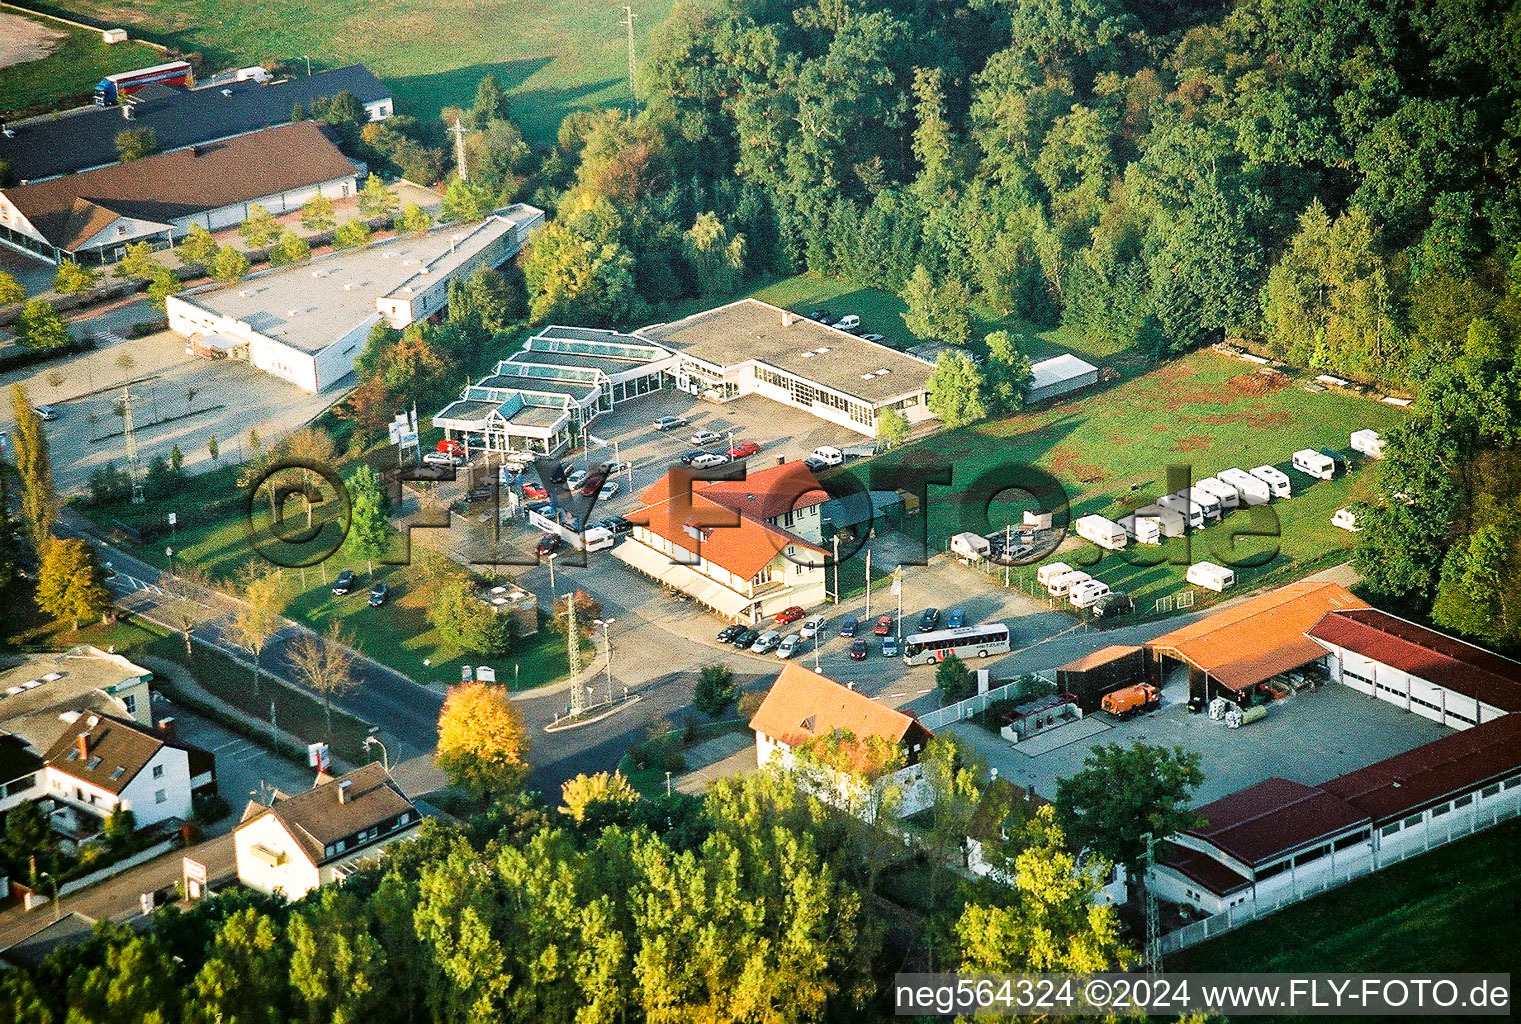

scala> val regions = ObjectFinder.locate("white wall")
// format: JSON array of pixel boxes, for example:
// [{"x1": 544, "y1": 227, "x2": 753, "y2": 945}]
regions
[
  {"x1": 1324, "y1": 647, "x2": 1506, "y2": 729},
  {"x1": 235, "y1": 813, "x2": 321, "y2": 898},
  {"x1": 45, "y1": 746, "x2": 191, "y2": 828},
  {"x1": 181, "y1": 174, "x2": 356, "y2": 233},
  {"x1": 248, "y1": 335, "x2": 320, "y2": 392}
]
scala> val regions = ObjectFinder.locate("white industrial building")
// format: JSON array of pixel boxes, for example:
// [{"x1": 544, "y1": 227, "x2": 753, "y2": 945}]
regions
[
  {"x1": 167, "y1": 204, "x2": 544, "y2": 392},
  {"x1": 1026, "y1": 353, "x2": 1100, "y2": 404},
  {"x1": 0, "y1": 122, "x2": 359, "y2": 264}
]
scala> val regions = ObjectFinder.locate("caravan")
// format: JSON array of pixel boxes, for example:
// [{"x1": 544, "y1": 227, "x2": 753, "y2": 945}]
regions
[
  {"x1": 1292, "y1": 449, "x2": 1338, "y2": 480},
  {"x1": 1196, "y1": 477, "x2": 1241, "y2": 511},
  {"x1": 1134, "y1": 504, "x2": 1186, "y2": 537},
  {"x1": 1182, "y1": 486, "x2": 1223, "y2": 520},
  {"x1": 1069, "y1": 579, "x2": 1112, "y2": 609},
  {"x1": 950, "y1": 532, "x2": 992, "y2": 561},
  {"x1": 1218, "y1": 468, "x2": 1271, "y2": 505},
  {"x1": 1118, "y1": 514, "x2": 1162, "y2": 545},
  {"x1": 1156, "y1": 494, "x2": 1204, "y2": 530},
  {"x1": 1350, "y1": 429, "x2": 1385, "y2": 459},
  {"x1": 1249, "y1": 465, "x2": 1292, "y2": 498},
  {"x1": 1046, "y1": 570, "x2": 1092, "y2": 599},
  {"x1": 1037, "y1": 562, "x2": 1074, "y2": 589},
  {"x1": 1186, "y1": 561, "x2": 1237, "y2": 592},
  {"x1": 1075, "y1": 514, "x2": 1128, "y2": 551},
  {"x1": 1331, "y1": 507, "x2": 1362, "y2": 532}
]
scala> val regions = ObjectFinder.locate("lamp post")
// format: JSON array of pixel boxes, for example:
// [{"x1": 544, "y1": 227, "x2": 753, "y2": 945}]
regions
[
  {"x1": 363, "y1": 735, "x2": 390, "y2": 772},
  {"x1": 594, "y1": 617, "x2": 616, "y2": 704},
  {"x1": 546, "y1": 551, "x2": 558, "y2": 600},
  {"x1": 831, "y1": 534, "x2": 840, "y2": 605},
  {"x1": 300, "y1": 55, "x2": 312, "y2": 76}
]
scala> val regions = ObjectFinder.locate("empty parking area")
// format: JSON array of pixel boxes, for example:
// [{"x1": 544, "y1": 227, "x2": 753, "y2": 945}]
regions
[{"x1": 947, "y1": 680, "x2": 1452, "y2": 805}]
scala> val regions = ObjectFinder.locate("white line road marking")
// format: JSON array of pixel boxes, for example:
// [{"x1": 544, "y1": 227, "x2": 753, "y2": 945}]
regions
[{"x1": 916, "y1": 688, "x2": 932, "y2": 695}]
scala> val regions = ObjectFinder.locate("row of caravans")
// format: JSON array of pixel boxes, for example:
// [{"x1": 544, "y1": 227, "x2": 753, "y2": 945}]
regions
[{"x1": 1036, "y1": 562, "x2": 1113, "y2": 609}]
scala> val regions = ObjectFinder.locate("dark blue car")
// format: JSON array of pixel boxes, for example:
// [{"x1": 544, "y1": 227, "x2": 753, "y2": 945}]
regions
[{"x1": 839, "y1": 616, "x2": 859, "y2": 637}]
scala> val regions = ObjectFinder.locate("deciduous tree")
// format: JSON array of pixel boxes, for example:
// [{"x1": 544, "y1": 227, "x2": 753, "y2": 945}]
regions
[
  {"x1": 1055, "y1": 741, "x2": 1204, "y2": 868},
  {"x1": 436, "y1": 681, "x2": 530, "y2": 799},
  {"x1": 35, "y1": 537, "x2": 110, "y2": 628},
  {"x1": 52, "y1": 260, "x2": 98, "y2": 295}
]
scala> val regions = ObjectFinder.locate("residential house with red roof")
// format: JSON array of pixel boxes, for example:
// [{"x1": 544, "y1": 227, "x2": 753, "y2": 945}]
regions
[{"x1": 615, "y1": 463, "x2": 829, "y2": 623}]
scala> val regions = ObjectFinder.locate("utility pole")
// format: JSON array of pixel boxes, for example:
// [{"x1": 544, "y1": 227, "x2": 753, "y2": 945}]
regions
[
  {"x1": 452, "y1": 118, "x2": 469, "y2": 182},
  {"x1": 122, "y1": 387, "x2": 143, "y2": 504},
  {"x1": 1142, "y1": 832, "x2": 1161, "y2": 977},
  {"x1": 864, "y1": 548, "x2": 871, "y2": 617},
  {"x1": 831, "y1": 535, "x2": 840, "y2": 605},
  {"x1": 620, "y1": 5, "x2": 638, "y2": 114}
]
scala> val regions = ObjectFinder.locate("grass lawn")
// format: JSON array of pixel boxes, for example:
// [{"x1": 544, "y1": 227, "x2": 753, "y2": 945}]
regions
[
  {"x1": 860, "y1": 350, "x2": 1407, "y2": 614},
  {"x1": 23, "y1": 0, "x2": 702, "y2": 143},
  {"x1": 0, "y1": 10, "x2": 165, "y2": 118},
  {"x1": 750, "y1": 273, "x2": 1135, "y2": 364},
  {"x1": 1169, "y1": 817, "x2": 1521, "y2": 982}
]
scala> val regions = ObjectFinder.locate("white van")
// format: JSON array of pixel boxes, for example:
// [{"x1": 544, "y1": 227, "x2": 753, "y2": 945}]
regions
[
  {"x1": 1069, "y1": 578, "x2": 1112, "y2": 609},
  {"x1": 1037, "y1": 562, "x2": 1073, "y2": 588},
  {"x1": 833, "y1": 314, "x2": 862, "y2": 333},
  {"x1": 1292, "y1": 449, "x2": 1337, "y2": 480},
  {"x1": 1047, "y1": 569, "x2": 1091, "y2": 599},
  {"x1": 1181, "y1": 486, "x2": 1223, "y2": 520},
  {"x1": 1331, "y1": 507, "x2": 1361, "y2": 532},
  {"x1": 810, "y1": 445, "x2": 844, "y2": 466},
  {"x1": 1219, "y1": 467, "x2": 1271, "y2": 506},
  {"x1": 1186, "y1": 561, "x2": 1237, "y2": 592},
  {"x1": 1249, "y1": 465, "x2": 1292, "y2": 498},
  {"x1": 582, "y1": 526, "x2": 616, "y2": 552},
  {"x1": 1156, "y1": 494, "x2": 1204, "y2": 529},
  {"x1": 1196, "y1": 477, "x2": 1241, "y2": 511}
]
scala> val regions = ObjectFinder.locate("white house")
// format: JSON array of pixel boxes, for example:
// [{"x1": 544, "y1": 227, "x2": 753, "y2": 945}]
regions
[
  {"x1": 749, "y1": 663, "x2": 936, "y2": 820},
  {"x1": 42, "y1": 712, "x2": 214, "y2": 832},
  {"x1": 234, "y1": 763, "x2": 420, "y2": 899},
  {"x1": 614, "y1": 463, "x2": 829, "y2": 623}
]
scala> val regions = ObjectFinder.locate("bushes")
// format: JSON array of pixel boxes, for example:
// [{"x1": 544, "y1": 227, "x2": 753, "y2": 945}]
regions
[{"x1": 693, "y1": 663, "x2": 736, "y2": 716}]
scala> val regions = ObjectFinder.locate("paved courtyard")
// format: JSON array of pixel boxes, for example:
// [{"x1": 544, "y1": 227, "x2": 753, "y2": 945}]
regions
[{"x1": 946, "y1": 680, "x2": 1454, "y2": 806}]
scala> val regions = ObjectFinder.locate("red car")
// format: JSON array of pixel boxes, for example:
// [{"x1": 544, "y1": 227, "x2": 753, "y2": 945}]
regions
[
  {"x1": 873, "y1": 614, "x2": 894, "y2": 636},
  {"x1": 728, "y1": 439, "x2": 762, "y2": 459},
  {"x1": 522, "y1": 482, "x2": 548, "y2": 500},
  {"x1": 774, "y1": 605, "x2": 806, "y2": 624},
  {"x1": 437, "y1": 438, "x2": 466, "y2": 455}
]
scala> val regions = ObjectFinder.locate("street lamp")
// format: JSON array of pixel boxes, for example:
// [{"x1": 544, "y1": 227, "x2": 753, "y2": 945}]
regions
[
  {"x1": 593, "y1": 617, "x2": 616, "y2": 704},
  {"x1": 546, "y1": 551, "x2": 558, "y2": 599},
  {"x1": 364, "y1": 735, "x2": 390, "y2": 772},
  {"x1": 831, "y1": 535, "x2": 840, "y2": 605},
  {"x1": 165, "y1": 546, "x2": 174, "y2": 576},
  {"x1": 299, "y1": 55, "x2": 312, "y2": 76}
]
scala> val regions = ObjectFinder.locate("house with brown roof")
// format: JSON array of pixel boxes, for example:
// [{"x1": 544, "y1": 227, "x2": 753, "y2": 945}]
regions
[
  {"x1": 1308, "y1": 607, "x2": 1521, "y2": 729},
  {"x1": 233, "y1": 763, "x2": 420, "y2": 898},
  {"x1": 0, "y1": 121, "x2": 358, "y2": 264},
  {"x1": 42, "y1": 711, "x2": 215, "y2": 834},
  {"x1": 749, "y1": 663, "x2": 935, "y2": 819},
  {"x1": 615, "y1": 464, "x2": 829, "y2": 623}
]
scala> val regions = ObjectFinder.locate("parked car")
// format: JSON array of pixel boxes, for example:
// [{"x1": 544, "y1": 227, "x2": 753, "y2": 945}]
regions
[
  {"x1": 604, "y1": 460, "x2": 631, "y2": 475},
  {"x1": 566, "y1": 468, "x2": 589, "y2": 489},
  {"x1": 422, "y1": 451, "x2": 464, "y2": 467},
  {"x1": 579, "y1": 466, "x2": 611, "y2": 495},
  {"x1": 522, "y1": 482, "x2": 548, "y2": 500},
  {"x1": 834, "y1": 314, "x2": 862, "y2": 333},
  {"x1": 750, "y1": 630, "x2": 782, "y2": 654},
  {"x1": 776, "y1": 633, "x2": 802, "y2": 659},
  {"x1": 849, "y1": 638, "x2": 869, "y2": 660},
  {"x1": 810, "y1": 445, "x2": 845, "y2": 466},
  {"x1": 32, "y1": 405, "x2": 59, "y2": 421},
  {"x1": 860, "y1": 334, "x2": 885, "y2": 344},
  {"x1": 548, "y1": 462, "x2": 568, "y2": 484},
  {"x1": 597, "y1": 480, "x2": 619, "y2": 501},
  {"x1": 774, "y1": 605, "x2": 806, "y2": 624},
  {"x1": 368, "y1": 582, "x2": 389, "y2": 607},
  {"x1": 803, "y1": 457, "x2": 829, "y2": 472},
  {"x1": 799, "y1": 615, "x2": 826, "y2": 639},
  {"x1": 728, "y1": 439, "x2": 762, "y2": 459},
  {"x1": 732, "y1": 628, "x2": 760, "y2": 648},
  {"x1": 881, "y1": 635, "x2": 900, "y2": 657},
  {"x1": 918, "y1": 607, "x2": 941, "y2": 631},
  {"x1": 690, "y1": 453, "x2": 730, "y2": 469},
  {"x1": 536, "y1": 534, "x2": 562, "y2": 556},
  {"x1": 653, "y1": 415, "x2": 688, "y2": 431},
  {"x1": 689, "y1": 430, "x2": 722, "y2": 446},
  {"x1": 873, "y1": 614, "x2": 894, "y2": 636},
  {"x1": 946, "y1": 608, "x2": 966, "y2": 629},
  {"x1": 717, "y1": 624, "x2": 746, "y2": 643},
  {"x1": 839, "y1": 616, "x2": 859, "y2": 637},
  {"x1": 677, "y1": 450, "x2": 706, "y2": 465},
  {"x1": 331, "y1": 570, "x2": 355, "y2": 595},
  {"x1": 808, "y1": 309, "x2": 832, "y2": 322},
  {"x1": 599, "y1": 515, "x2": 633, "y2": 535}
]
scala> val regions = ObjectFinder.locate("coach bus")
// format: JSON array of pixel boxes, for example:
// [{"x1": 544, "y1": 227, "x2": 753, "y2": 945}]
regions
[{"x1": 901, "y1": 622, "x2": 1012, "y2": 665}]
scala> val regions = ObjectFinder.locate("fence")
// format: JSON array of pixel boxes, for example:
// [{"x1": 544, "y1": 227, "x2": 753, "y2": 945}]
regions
[
  {"x1": 918, "y1": 673, "x2": 1054, "y2": 731},
  {"x1": 1158, "y1": 797, "x2": 1521, "y2": 955}
]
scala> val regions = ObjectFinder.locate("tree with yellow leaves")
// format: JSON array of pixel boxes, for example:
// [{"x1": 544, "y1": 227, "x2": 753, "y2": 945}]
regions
[
  {"x1": 436, "y1": 682, "x2": 529, "y2": 800},
  {"x1": 558, "y1": 770, "x2": 638, "y2": 824}
]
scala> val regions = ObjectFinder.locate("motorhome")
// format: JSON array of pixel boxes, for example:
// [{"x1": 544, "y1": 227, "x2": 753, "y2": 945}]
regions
[
  {"x1": 1292, "y1": 449, "x2": 1337, "y2": 480},
  {"x1": 1186, "y1": 561, "x2": 1237, "y2": 592},
  {"x1": 1218, "y1": 468, "x2": 1271, "y2": 505},
  {"x1": 1075, "y1": 514, "x2": 1128, "y2": 551},
  {"x1": 1196, "y1": 477, "x2": 1241, "y2": 510},
  {"x1": 1248, "y1": 465, "x2": 1292, "y2": 498}
]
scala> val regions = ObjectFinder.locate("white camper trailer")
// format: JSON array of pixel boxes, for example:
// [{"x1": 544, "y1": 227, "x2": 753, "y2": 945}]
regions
[
  {"x1": 1037, "y1": 562, "x2": 1073, "y2": 588},
  {"x1": 1350, "y1": 430, "x2": 1385, "y2": 459},
  {"x1": 950, "y1": 532, "x2": 992, "y2": 561},
  {"x1": 1134, "y1": 504, "x2": 1186, "y2": 537},
  {"x1": 1023, "y1": 510, "x2": 1054, "y2": 530},
  {"x1": 1186, "y1": 561, "x2": 1237, "y2": 592},
  {"x1": 1046, "y1": 570, "x2": 1092, "y2": 599},
  {"x1": 1331, "y1": 507, "x2": 1362, "y2": 532},
  {"x1": 1196, "y1": 477, "x2": 1241, "y2": 510},
  {"x1": 1069, "y1": 579, "x2": 1112, "y2": 609},
  {"x1": 1249, "y1": 465, "x2": 1292, "y2": 498},
  {"x1": 1156, "y1": 494, "x2": 1205, "y2": 530},
  {"x1": 1292, "y1": 449, "x2": 1337, "y2": 480},
  {"x1": 1218, "y1": 467, "x2": 1272, "y2": 506},
  {"x1": 1177, "y1": 486, "x2": 1223, "y2": 521},
  {"x1": 1075, "y1": 514, "x2": 1128, "y2": 551},
  {"x1": 1118, "y1": 514, "x2": 1162, "y2": 545}
]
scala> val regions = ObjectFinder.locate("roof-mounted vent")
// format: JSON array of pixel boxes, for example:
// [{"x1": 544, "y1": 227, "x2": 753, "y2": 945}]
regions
[{"x1": 220, "y1": 88, "x2": 233, "y2": 97}]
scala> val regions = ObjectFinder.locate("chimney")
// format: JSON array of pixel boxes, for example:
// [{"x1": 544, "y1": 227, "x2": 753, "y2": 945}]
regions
[
  {"x1": 781, "y1": 310, "x2": 795, "y2": 328},
  {"x1": 337, "y1": 779, "x2": 352, "y2": 804},
  {"x1": 775, "y1": 455, "x2": 786, "y2": 466},
  {"x1": 157, "y1": 717, "x2": 176, "y2": 737},
  {"x1": 76, "y1": 733, "x2": 90, "y2": 758}
]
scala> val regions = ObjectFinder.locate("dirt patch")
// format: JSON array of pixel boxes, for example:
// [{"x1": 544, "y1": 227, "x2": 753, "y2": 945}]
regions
[
  {"x1": 1173, "y1": 435, "x2": 1213, "y2": 452},
  {"x1": 1227, "y1": 369, "x2": 1290, "y2": 398},
  {"x1": 1246, "y1": 409, "x2": 1292, "y2": 430},
  {"x1": 1128, "y1": 360, "x2": 1222, "y2": 410},
  {"x1": 1050, "y1": 450, "x2": 1107, "y2": 484},
  {"x1": 0, "y1": 13, "x2": 67, "y2": 68}
]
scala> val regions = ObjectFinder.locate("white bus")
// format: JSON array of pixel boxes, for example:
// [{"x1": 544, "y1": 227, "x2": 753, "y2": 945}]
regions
[{"x1": 902, "y1": 623, "x2": 1012, "y2": 665}]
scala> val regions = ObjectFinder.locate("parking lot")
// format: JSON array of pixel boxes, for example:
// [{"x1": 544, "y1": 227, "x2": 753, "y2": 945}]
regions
[{"x1": 946, "y1": 679, "x2": 1452, "y2": 806}]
